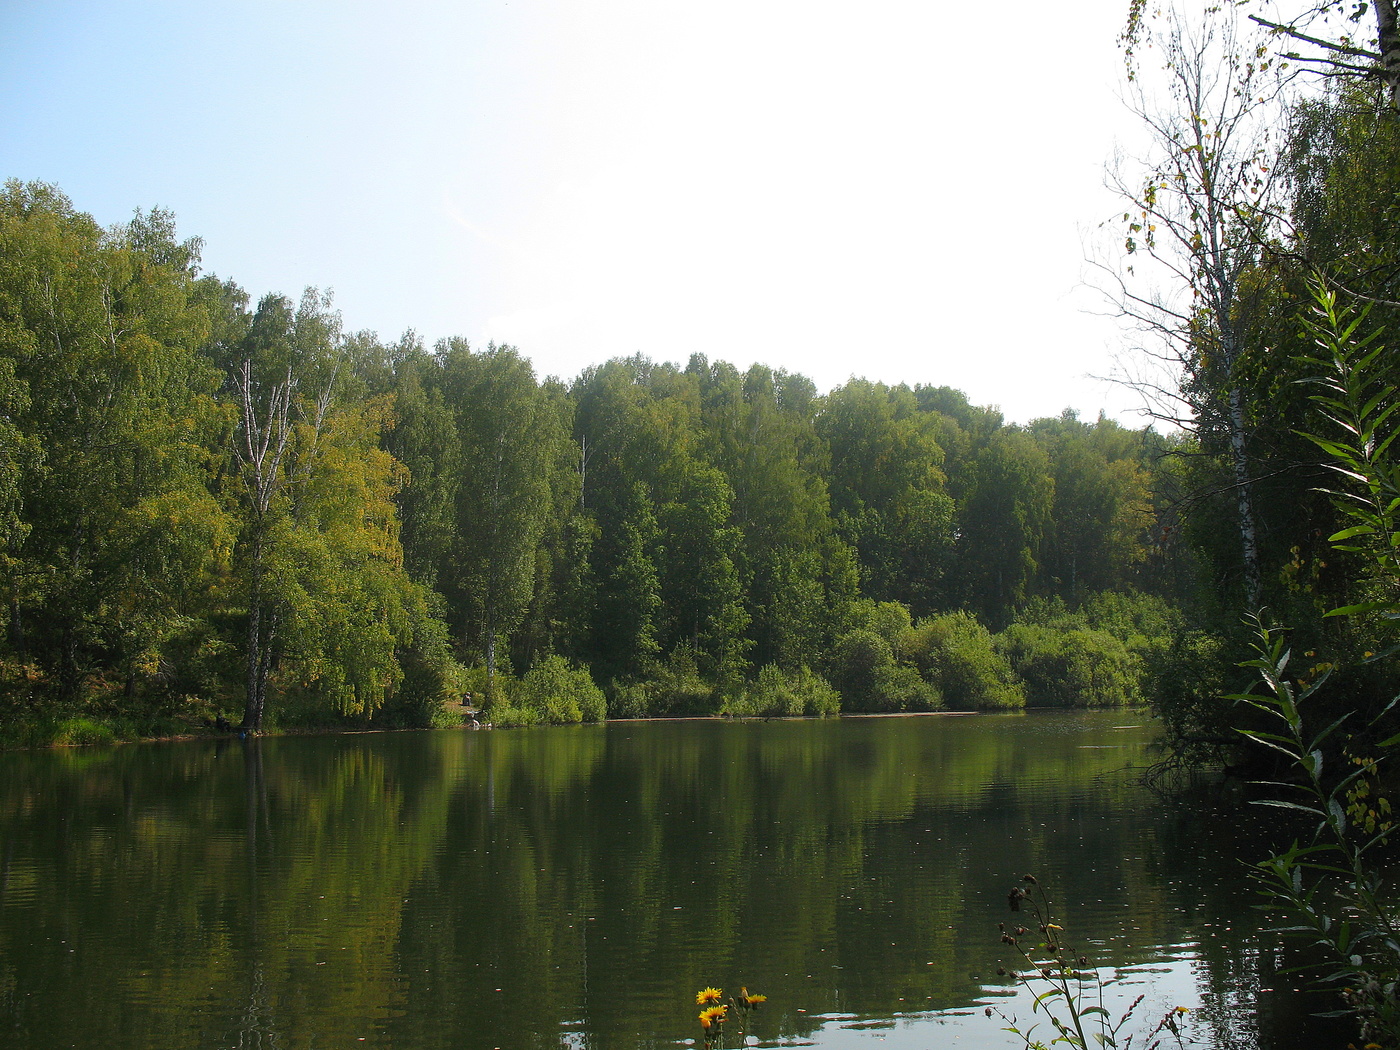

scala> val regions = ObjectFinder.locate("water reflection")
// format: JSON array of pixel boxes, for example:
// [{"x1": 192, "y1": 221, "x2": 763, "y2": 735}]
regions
[{"x1": 0, "y1": 712, "x2": 1348, "y2": 1049}]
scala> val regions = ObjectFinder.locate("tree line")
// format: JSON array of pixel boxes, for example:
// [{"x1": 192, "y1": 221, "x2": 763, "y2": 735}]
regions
[{"x1": 0, "y1": 178, "x2": 1193, "y2": 737}]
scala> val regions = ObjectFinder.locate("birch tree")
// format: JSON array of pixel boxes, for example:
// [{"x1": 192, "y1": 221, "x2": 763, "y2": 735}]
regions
[
  {"x1": 230, "y1": 351, "x2": 294, "y2": 731},
  {"x1": 226, "y1": 290, "x2": 420, "y2": 731},
  {"x1": 437, "y1": 342, "x2": 560, "y2": 686},
  {"x1": 1108, "y1": 6, "x2": 1289, "y2": 611}
]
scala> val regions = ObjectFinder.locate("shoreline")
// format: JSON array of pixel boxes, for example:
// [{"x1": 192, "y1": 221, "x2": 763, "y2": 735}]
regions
[{"x1": 2, "y1": 705, "x2": 1155, "y2": 751}]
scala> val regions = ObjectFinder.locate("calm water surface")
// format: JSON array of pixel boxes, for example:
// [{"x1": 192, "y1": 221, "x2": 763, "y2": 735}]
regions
[{"x1": 0, "y1": 711, "x2": 1346, "y2": 1049}]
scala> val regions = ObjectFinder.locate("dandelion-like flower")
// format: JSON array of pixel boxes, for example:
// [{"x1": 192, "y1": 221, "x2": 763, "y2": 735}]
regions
[
  {"x1": 736, "y1": 987, "x2": 767, "y2": 1009},
  {"x1": 699, "y1": 1005, "x2": 728, "y2": 1027},
  {"x1": 697, "y1": 987, "x2": 724, "y2": 1006}
]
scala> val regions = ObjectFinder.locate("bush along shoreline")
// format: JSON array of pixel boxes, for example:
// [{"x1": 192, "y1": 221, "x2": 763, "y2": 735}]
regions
[{"x1": 2, "y1": 587, "x2": 1182, "y2": 748}]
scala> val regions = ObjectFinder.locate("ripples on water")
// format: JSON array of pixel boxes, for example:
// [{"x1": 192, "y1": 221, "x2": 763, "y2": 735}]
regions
[{"x1": 0, "y1": 711, "x2": 1353, "y2": 1049}]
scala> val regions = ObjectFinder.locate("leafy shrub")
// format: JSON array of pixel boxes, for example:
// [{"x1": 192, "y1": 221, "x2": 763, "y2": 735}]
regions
[
  {"x1": 846, "y1": 599, "x2": 915, "y2": 652},
  {"x1": 879, "y1": 663, "x2": 942, "y2": 711},
  {"x1": 830, "y1": 629, "x2": 940, "y2": 711},
  {"x1": 375, "y1": 613, "x2": 468, "y2": 728},
  {"x1": 610, "y1": 647, "x2": 714, "y2": 717},
  {"x1": 997, "y1": 624, "x2": 1143, "y2": 707},
  {"x1": 911, "y1": 612, "x2": 1024, "y2": 710},
  {"x1": 830, "y1": 629, "x2": 894, "y2": 710},
  {"x1": 485, "y1": 702, "x2": 542, "y2": 728},
  {"x1": 726, "y1": 663, "x2": 840, "y2": 717},
  {"x1": 462, "y1": 664, "x2": 517, "y2": 711},
  {"x1": 607, "y1": 680, "x2": 650, "y2": 719},
  {"x1": 515, "y1": 655, "x2": 607, "y2": 724}
]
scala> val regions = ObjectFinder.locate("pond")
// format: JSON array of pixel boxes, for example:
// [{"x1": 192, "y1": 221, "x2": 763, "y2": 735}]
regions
[{"x1": 0, "y1": 710, "x2": 1346, "y2": 1049}]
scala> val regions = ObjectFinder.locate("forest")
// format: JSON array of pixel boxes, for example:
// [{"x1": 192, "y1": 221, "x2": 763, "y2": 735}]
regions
[{"x1": 2, "y1": 2, "x2": 1400, "y2": 765}]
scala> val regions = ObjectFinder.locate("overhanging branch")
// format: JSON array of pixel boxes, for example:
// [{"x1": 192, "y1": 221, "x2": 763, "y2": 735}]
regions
[{"x1": 1247, "y1": 14, "x2": 1381, "y2": 62}]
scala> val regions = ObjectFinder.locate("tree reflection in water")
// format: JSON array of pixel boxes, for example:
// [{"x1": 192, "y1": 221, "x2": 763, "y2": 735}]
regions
[{"x1": 0, "y1": 712, "x2": 1352, "y2": 1049}]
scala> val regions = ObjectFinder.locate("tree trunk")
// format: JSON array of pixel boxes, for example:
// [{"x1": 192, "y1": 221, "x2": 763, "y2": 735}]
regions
[
  {"x1": 242, "y1": 542, "x2": 279, "y2": 733},
  {"x1": 1227, "y1": 382, "x2": 1263, "y2": 612},
  {"x1": 1379, "y1": 0, "x2": 1400, "y2": 115},
  {"x1": 242, "y1": 538, "x2": 264, "y2": 732},
  {"x1": 243, "y1": 612, "x2": 261, "y2": 732}
]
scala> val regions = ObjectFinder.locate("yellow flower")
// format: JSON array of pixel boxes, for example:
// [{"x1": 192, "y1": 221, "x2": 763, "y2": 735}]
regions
[
  {"x1": 737, "y1": 988, "x2": 767, "y2": 1008},
  {"x1": 699, "y1": 1005, "x2": 728, "y2": 1027},
  {"x1": 696, "y1": 987, "x2": 724, "y2": 1006}
]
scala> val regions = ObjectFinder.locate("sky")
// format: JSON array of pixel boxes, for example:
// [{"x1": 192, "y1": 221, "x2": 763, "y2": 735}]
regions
[{"x1": 1, "y1": 0, "x2": 1158, "y2": 425}]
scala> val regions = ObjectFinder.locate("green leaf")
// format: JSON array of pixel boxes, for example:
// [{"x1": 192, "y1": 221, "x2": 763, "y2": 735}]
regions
[
  {"x1": 1328, "y1": 524, "x2": 1378, "y2": 541},
  {"x1": 1238, "y1": 734, "x2": 1303, "y2": 762},
  {"x1": 1324, "y1": 602, "x2": 1387, "y2": 618}
]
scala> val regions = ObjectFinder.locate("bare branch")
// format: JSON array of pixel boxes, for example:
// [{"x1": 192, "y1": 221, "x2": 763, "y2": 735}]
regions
[
  {"x1": 234, "y1": 361, "x2": 295, "y2": 519},
  {"x1": 1282, "y1": 54, "x2": 1385, "y2": 75},
  {"x1": 1248, "y1": 13, "x2": 1382, "y2": 61}
]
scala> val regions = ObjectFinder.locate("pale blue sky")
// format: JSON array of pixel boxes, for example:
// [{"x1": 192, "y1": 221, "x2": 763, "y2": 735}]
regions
[{"x1": 3, "y1": 0, "x2": 1149, "y2": 424}]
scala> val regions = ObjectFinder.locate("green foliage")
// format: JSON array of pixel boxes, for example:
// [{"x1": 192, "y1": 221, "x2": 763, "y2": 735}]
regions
[
  {"x1": 462, "y1": 662, "x2": 515, "y2": 708},
  {"x1": 1296, "y1": 289, "x2": 1400, "y2": 621},
  {"x1": 515, "y1": 655, "x2": 607, "y2": 724},
  {"x1": 220, "y1": 290, "x2": 424, "y2": 730},
  {"x1": 816, "y1": 380, "x2": 955, "y2": 615},
  {"x1": 998, "y1": 624, "x2": 1143, "y2": 708},
  {"x1": 1230, "y1": 618, "x2": 1400, "y2": 1046},
  {"x1": 845, "y1": 598, "x2": 914, "y2": 650},
  {"x1": 610, "y1": 647, "x2": 716, "y2": 718},
  {"x1": 1287, "y1": 81, "x2": 1400, "y2": 306},
  {"x1": 829, "y1": 628, "x2": 941, "y2": 712},
  {"x1": 375, "y1": 607, "x2": 467, "y2": 729},
  {"x1": 998, "y1": 591, "x2": 1184, "y2": 709},
  {"x1": 384, "y1": 339, "x2": 461, "y2": 589},
  {"x1": 438, "y1": 343, "x2": 565, "y2": 676},
  {"x1": 910, "y1": 612, "x2": 1024, "y2": 711},
  {"x1": 654, "y1": 457, "x2": 751, "y2": 683},
  {"x1": 588, "y1": 478, "x2": 663, "y2": 683},
  {"x1": 955, "y1": 430, "x2": 1053, "y2": 628},
  {"x1": 0, "y1": 180, "x2": 232, "y2": 703},
  {"x1": 49, "y1": 717, "x2": 119, "y2": 748},
  {"x1": 1226, "y1": 286, "x2": 1400, "y2": 1046},
  {"x1": 0, "y1": 181, "x2": 1216, "y2": 738},
  {"x1": 1028, "y1": 413, "x2": 1154, "y2": 601},
  {"x1": 724, "y1": 664, "x2": 840, "y2": 718},
  {"x1": 761, "y1": 547, "x2": 831, "y2": 670}
]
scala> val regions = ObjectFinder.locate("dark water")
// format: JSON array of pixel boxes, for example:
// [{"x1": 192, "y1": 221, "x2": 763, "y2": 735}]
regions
[{"x1": 0, "y1": 711, "x2": 1348, "y2": 1049}]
